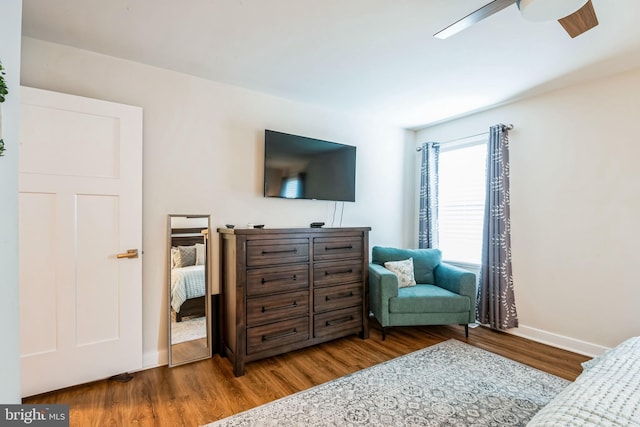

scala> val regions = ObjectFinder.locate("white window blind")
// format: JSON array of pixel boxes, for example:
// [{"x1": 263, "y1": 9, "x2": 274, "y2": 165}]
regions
[
  {"x1": 438, "y1": 140, "x2": 487, "y2": 265},
  {"x1": 281, "y1": 176, "x2": 302, "y2": 198}
]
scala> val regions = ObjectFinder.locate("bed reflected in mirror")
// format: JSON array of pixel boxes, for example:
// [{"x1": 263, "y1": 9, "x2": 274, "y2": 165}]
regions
[{"x1": 168, "y1": 214, "x2": 211, "y2": 367}]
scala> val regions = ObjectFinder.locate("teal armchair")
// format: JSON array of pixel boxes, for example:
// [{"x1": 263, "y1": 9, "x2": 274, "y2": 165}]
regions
[{"x1": 369, "y1": 246, "x2": 477, "y2": 340}]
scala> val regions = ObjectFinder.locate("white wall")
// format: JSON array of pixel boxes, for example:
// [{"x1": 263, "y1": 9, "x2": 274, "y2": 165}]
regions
[
  {"x1": 0, "y1": 0, "x2": 22, "y2": 404},
  {"x1": 416, "y1": 68, "x2": 640, "y2": 355},
  {"x1": 21, "y1": 37, "x2": 413, "y2": 368}
]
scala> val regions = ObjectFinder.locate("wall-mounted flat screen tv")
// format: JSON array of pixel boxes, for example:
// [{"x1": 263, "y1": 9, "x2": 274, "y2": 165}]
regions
[{"x1": 264, "y1": 130, "x2": 356, "y2": 202}]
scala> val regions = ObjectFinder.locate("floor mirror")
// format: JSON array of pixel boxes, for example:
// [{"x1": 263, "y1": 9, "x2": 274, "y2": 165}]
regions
[{"x1": 167, "y1": 214, "x2": 212, "y2": 367}]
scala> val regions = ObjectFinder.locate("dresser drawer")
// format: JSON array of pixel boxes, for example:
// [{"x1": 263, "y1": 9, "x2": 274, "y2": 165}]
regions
[
  {"x1": 246, "y1": 290, "x2": 309, "y2": 327},
  {"x1": 313, "y1": 260, "x2": 363, "y2": 288},
  {"x1": 247, "y1": 265, "x2": 309, "y2": 297},
  {"x1": 314, "y1": 283, "x2": 362, "y2": 313},
  {"x1": 314, "y1": 306, "x2": 362, "y2": 339},
  {"x1": 313, "y1": 237, "x2": 363, "y2": 261},
  {"x1": 247, "y1": 316, "x2": 309, "y2": 354},
  {"x1": 247, "y1": 238, "x2": 309, "y2": 267}
]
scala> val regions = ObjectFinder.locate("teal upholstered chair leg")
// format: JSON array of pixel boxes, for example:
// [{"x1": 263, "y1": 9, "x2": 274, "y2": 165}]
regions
[
  {"x1": 456, "y1": 324, "x2": 470, "y2": 337},
  {"x1": 381, "y1": 327, "x2": 387, "y2": 341}
]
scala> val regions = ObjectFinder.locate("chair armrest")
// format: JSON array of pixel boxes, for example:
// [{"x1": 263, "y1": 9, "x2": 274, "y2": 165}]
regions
[
  {"x1": 434, "y1": 263, "x2": 477, "y2": 323},
  {"x1": 368, "y1": 263, "x2": 399, "y2": 327},
  {"x1": 433, "y1": 262, "x2": 476, "y2": 297}
]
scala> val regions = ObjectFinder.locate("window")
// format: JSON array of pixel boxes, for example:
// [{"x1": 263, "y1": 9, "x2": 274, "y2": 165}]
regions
[
  {"x1": 437, "y1": 139, "x2": 487, "y2": 265},
  {"x1": 280, "y1": 175, "x2": 303, "y2": 198}
]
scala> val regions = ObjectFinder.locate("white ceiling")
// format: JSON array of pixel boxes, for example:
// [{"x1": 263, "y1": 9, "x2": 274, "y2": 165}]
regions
[{"x1": 21, "y1": 0, "x2": 640, "y2": 129}]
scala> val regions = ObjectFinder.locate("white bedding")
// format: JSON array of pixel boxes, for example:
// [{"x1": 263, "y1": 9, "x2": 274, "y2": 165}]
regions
[
  {"x1": 527, "y1": 336, "x2": 640, "y2": 426},
  {"x1": 170, "y1": 264, "x2": 206, "y2": 313}
]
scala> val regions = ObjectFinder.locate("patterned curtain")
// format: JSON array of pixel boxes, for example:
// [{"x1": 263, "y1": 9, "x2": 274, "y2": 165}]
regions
[
  {"x1": 477, "y1": 125, "x2": 518, "y2": 329},
  {"x1": 418, "y1": 142, "x2": 440, "y2": 249}
]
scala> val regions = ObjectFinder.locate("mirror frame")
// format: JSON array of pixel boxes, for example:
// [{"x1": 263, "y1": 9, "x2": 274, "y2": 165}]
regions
[{"x1": 167, "y1": 214, "x2": 212, "y2": 367}]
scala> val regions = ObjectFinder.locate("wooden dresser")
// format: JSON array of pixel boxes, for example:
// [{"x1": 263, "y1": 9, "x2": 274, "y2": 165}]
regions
[{"x1": 218, "y1": 227, "x2": 370, "y2": 376}]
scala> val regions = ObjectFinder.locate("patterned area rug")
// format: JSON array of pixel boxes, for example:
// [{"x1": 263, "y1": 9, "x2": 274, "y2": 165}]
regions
[
  {"x1": 171, "y1": 315, "x2": 206, "y2": 344},
  {"x1": 205, "y1": 339, "x2": 569, "y2": 427}
]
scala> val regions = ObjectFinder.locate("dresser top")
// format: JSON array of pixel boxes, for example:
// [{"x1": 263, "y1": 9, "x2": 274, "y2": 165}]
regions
[{"x1": 217, "y1": 226, "x2": 371, "y2": 236}]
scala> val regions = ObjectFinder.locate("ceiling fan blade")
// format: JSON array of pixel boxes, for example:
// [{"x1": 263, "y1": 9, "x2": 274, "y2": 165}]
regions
[
  {"x1": 558, "y1": 0, "x2": 599, "y2": 38},
  {"x1": 434, "y1": 0, "x2": 516, "y2": 39}
]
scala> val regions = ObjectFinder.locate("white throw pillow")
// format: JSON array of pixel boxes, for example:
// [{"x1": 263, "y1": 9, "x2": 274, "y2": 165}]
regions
[
  {"x1": 170, "y1": 247, "x2": 179, "y2": 269},
  {"x1": 195, "y1": 243, "x2": 205, "y2": 266},
  {"x1": 384, "y1": 258, "x2": 416, "y2": 288}
]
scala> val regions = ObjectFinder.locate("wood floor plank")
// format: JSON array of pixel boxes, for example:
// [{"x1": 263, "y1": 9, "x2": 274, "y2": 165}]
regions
[{"x1": 23, "y1": 324, "x2": 590, "y2": 426}]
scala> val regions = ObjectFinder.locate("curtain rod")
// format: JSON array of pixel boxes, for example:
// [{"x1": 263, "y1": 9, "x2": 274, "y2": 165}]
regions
[{"x1": 416, "y1": 123, "x2": 513, "y2": 152}]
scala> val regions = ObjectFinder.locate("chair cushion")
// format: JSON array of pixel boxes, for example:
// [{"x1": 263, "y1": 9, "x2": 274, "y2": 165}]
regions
[
  {"x1": 389, "y1": 284, "x2": 470, "y2": 314},
  {"x1": 372, "y1": 247, "x2": 442, "y2": 284}
]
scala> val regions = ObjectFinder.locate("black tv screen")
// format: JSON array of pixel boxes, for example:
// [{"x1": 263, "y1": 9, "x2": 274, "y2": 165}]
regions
[{"x1": 264, "y1": 130, "x2": 356, "y2": 202}]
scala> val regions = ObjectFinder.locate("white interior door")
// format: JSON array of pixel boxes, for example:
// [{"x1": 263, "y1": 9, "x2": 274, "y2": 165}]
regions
[{"x1": 19, "y1": 86, "x2": 143, "y2": 397}]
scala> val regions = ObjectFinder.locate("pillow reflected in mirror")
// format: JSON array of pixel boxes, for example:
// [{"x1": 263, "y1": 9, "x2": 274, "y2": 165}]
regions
[
  {"x1": 172, "y1": 245, "x2": 197, "y2": 268},
  {"x1": 195, "y1": 243, "x2": 205, "y2": 266}
]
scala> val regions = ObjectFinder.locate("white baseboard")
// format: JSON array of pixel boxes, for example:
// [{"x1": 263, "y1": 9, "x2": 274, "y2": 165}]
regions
[
  {"x1": 505, "y1": 324, "x2": 610, "y2": 358},
  {"x1": 141, "y1": 326, "x2": 606, "y2": 370}
]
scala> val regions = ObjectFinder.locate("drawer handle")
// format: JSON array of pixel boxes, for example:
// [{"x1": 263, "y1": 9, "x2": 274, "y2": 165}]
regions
[
  {"x1": 261, "y1": 274, "x2": 297, "y2": 285},
  {"x1": 325, "y1": 245, "x2": 353, "y2": 251},
  {"x1": 261, "y1": 301, "x2": 298, "y2": 313},
  {"x1": 325, "y1": 291, "x2": 354, "y2": 301},
  {"x1": 261, "y1": 248, "x2": 298, "y2": 255},
  {"x1": 262, "y1": 328, "x2": 298, "y2": 342},
  {"x1": 325, "y1": 269, "x2": 353, "y2": 276},
  {"x1": 326, "y1": 316, "x2": 354, "y2": 326}
]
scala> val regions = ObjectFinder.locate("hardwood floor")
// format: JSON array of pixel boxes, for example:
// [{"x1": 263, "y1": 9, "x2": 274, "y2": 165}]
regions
[
  {"x1": 23, "y1": 324, "x2": 591, "y2": 427},
  {"x1": 171, "y1": 337, "x2": 209, "y2": 364}
]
